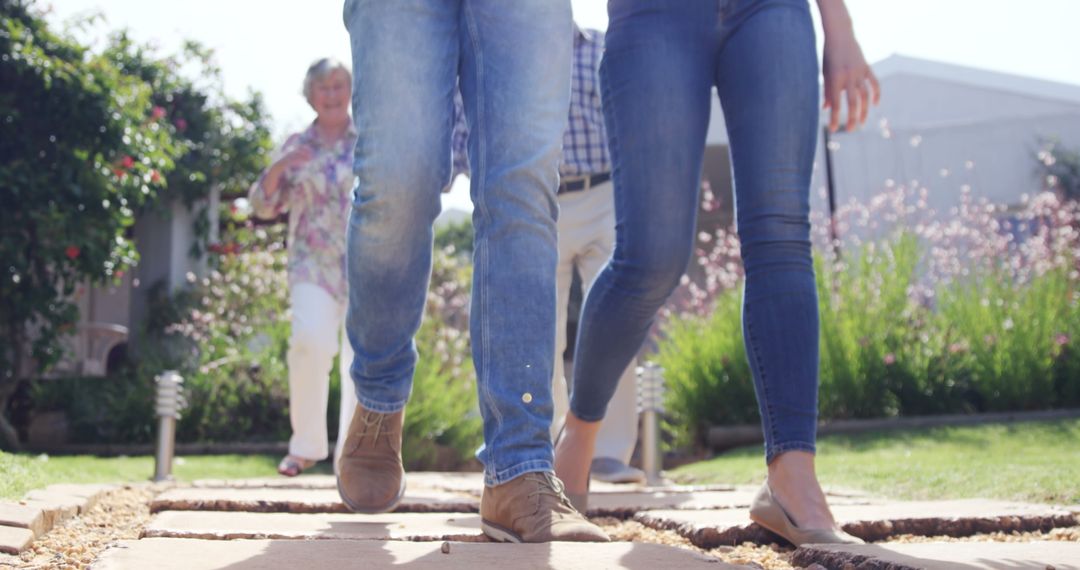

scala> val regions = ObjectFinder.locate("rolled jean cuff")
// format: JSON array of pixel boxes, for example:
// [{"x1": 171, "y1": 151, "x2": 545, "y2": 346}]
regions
[
  {"x1": 568, "y1": 404, "x2": 606, "y2": 423},
  {"x1": 485, "y1": 459, "x2": 553, "y2": 487},
  {"x1": 356, "y1": 393, "x2": 409, "y2": 415},
  {"x1": 765, "y1": 441, "x2": 816, "y2": 464}
]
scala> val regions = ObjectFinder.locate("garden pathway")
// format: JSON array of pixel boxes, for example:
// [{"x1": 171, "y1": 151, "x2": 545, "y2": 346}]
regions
[{"x1": 3, "y1": 474, "x2": 1079, "y2": 568}]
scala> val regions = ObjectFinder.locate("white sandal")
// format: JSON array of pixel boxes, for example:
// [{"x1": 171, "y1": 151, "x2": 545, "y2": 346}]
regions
[{"x1": 277, "y1": 455, "x2": 317, "y2": 477}]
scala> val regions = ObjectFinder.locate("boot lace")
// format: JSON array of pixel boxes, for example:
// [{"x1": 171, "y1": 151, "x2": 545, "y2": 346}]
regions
[
  {"x1": 527, "y1": 472, "x2": 573, "y2": 509},
  {"x1": 356, "y1": 409, "x2": 388, "y2": 444}
]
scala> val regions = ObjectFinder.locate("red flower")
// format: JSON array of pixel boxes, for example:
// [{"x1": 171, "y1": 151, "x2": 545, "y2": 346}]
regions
[
  {"x1": 150, "y1": 170, "x2": 162, "y2": 184},
  {"x1": 175, "y1": 118, "x2": 188, "y2": 132},
  {"x1": 121, "y1": 155, "x2": 135, "y2": 169},
  {"x1": 65, "y1": 245, "x2": 80, "y2": 260},
  {"x1": 151, "y1": 106, "x2": 167, "y2": 120},
  {"x1": 112, "y1": 168, "x2": 126, "y2": 179}
]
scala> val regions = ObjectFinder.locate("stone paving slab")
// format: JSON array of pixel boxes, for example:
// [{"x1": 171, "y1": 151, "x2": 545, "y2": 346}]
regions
[
  {"x1": 143, "y1": 511, "x2": 484, "y2": 541},
  {"x1": 175, "y1": 477, "x2": 873, "y2": 518},
  {"x1": 18, "y1": 500, "x2": 73, "y2": 533},
  {"x1": 0, "y1": 525, "x2": 34, "y2": 555},
  {"x1": 190, "y1": 473, "x2": 493, "y2": 493},
  {"x1": 0, "y1": 502, "x2": 46, "y2": 538},
  {"x1": 43, "y1": 483, "x2": 118, "y2": 497},
  {"x1": 94, "y1": 537, "x2": 739, "y2": 569},
  {"x1": 41, "y1": 483, "x2": 117, "y2": 512},
  {"x1": 585, "y1": 490, "x2": 873, "y2": 518},
  {"x1": 791, "y1": 541, "x2": 1080, "y2": 570},
  {"x1": 149, "y1": 487, "x2": 480, "y2": 514},
  {"x1": 159, "y1": 483, "x2": 791, "y2": 518},
  {"x1": 170, "y1": 487, "x2": 769, "y2": 519},
  {"x1": 189, "y1": 473, "x2": 662, "y2": 495},
  {"x1": 191, "y1": 475, "x2": 339, "y2": 490},
  {"x1": 19, "y1": 492, "x2": 82, "y2": 525},
  {"x1": 636, "y1": 500, "x2": 1080, "y2": 548}
]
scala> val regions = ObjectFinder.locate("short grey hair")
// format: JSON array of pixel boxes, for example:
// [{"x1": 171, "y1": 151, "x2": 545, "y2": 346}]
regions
[{"x1": 302, "y1": 58, "x2": 351, "y2": 101}]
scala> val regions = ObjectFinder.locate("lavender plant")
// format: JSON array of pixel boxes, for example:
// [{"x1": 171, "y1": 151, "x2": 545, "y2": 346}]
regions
[{"x1": 658, "y1": 182, "x2": 1080, "y2": 449}]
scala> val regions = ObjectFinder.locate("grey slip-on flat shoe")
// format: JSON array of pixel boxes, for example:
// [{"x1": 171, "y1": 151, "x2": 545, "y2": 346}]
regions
[{"x1": 748, "y1": 481, "x2": 865, "y2": 546}]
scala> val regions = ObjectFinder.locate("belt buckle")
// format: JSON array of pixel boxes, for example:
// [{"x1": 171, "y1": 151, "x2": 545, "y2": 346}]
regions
[{"x1": 559, "y1": 176, "x2": 584, "y2": 194}]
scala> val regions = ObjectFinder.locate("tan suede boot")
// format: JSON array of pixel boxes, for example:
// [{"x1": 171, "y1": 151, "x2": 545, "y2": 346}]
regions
[
  {"x1": 336, "y1": 404, "x2": 405, "y2": 514},
  {"x1": 480, "y1": 472, "x2": 610, "y2": 543}
]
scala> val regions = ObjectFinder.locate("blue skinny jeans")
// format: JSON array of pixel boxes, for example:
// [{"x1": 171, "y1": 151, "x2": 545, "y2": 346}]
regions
[{"x1": 571, "y1": 0, "x2": 822, "y2": 462}]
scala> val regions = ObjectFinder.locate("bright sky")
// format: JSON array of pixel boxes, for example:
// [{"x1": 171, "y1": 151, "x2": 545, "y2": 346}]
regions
[{"x1": 47, "y1": 0, "x2": 1080, "y2": 212}]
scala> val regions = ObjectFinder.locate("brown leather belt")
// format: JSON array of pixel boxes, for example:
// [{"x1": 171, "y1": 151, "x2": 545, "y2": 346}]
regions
[{"x1": 558, "y1": 172, "x2": 611, "y2": 194}]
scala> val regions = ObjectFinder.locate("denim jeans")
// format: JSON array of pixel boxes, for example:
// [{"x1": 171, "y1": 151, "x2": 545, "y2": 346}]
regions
[
  {"x1": 571, "y1": 0, "x2": 821, "y2": 463},
  {"x1": 342, "y1": 0, "x2": 572, "y2": 485}
]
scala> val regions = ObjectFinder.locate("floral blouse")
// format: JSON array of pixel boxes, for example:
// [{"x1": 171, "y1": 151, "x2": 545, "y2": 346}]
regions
[{"x1": 248, "y1": 123, "x2": 358, "y2": 302}]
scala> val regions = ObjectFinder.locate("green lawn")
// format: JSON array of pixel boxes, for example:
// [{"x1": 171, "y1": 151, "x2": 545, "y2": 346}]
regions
[
  {"x1": 0, "y1": 452, "x2": 332, "y2": 500},
  {"x1": 2, "y1": 419, "x2": 1078, "y2": 504},
  {"x1": 673, "y1": 418, "x2": 1080, "y2": 504}
]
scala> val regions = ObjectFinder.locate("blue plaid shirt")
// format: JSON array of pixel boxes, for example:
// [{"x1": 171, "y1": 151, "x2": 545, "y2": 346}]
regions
[{"x1": 450, "y1": 26, "x2": 609, "y2": 181}]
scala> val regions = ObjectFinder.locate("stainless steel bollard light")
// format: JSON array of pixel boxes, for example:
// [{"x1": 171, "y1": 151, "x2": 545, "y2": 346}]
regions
[
  {"x1": 636, "y1": 361, "x2": 665, "y2": 486},
  {"x1": 153, "y1": 370, "x2": 186, "y2": 482}
]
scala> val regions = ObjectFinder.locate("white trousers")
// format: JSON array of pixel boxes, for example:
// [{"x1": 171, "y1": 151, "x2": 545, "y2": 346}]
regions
[
  {"x1": 551, "y1": 181, "x2": 639, "y2": 463},
  {"x1": 286, "y1": 282, "x2": 357, "y2": 462}
]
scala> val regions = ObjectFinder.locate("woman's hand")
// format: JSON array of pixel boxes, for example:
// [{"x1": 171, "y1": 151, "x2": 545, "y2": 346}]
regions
[
  {"x1": 279, "y1": 146, "x2": 315, "y2": 170},
  {"x1": 261, "y1": 145, "x2": 314, "y2": 198},
  {"x1": 818, "y1": 0, "x2": 880, "y2": 133}
]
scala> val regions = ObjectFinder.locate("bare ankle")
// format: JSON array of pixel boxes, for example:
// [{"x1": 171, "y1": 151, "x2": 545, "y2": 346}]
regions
[
  {"x1": 764, "y1": 451, "x2": 836, "y2": 528},
  {"x1": 554, "y1": 413, "x2": 602, "y2": 494}
]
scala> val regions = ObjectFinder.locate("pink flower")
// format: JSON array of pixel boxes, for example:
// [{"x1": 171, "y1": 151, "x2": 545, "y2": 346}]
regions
[
  {"x1": 1055, "y1": 334, "x2": 1069, "y2": 347},
  {"x1": 883, "y1": 353, "x2": 896, "y2": 366},
  {"x1": 151, "y1": 106, "x2": 167, "y2": 120},
  {"x1": 120, "y1": 155, "x2": 134, "y2": 169}
]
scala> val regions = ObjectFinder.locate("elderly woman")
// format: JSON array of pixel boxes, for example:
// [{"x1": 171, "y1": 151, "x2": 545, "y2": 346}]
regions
[{"x1": 249, "y1": 58, "x2": 358, "y2": 477}]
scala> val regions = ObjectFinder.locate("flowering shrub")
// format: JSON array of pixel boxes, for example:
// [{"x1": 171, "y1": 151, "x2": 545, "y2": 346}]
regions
[
  {"x1": 2, "y1": 2, "x2": 272, "y2": 451},
  {"x1": 399, "y1": 245, "x2": 480, "y2": 469},
  {"x1": 0, "y1": 2, "x2": 177, "y2": 448},
  {"x1": 167, "y1": 224, "x2": 292, "y2": 443},
  {"x1": 1039, "y1": 141, "x2": 1080, "y2": 201},
  {"x1": 28, "y1": 218, "x2": 483, "y2": 469},
  {"x1": 658, "y1": 185, "x2": 1080, "y2": 449},
  {"x1": 164, "y1": 224, "x2": 481, "y2": 467}
]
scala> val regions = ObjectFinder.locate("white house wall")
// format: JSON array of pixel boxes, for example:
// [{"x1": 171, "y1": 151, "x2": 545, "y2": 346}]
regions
[
  {"x1": 706, "y1": 58, "x2": 1080, "y2": 222},
  {"x1": 818, "y1": 112, "x2": 1080, "y2": 215},
  {"x1": 869, "y1": 73, "x2": 1080, "y2": 129}
]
